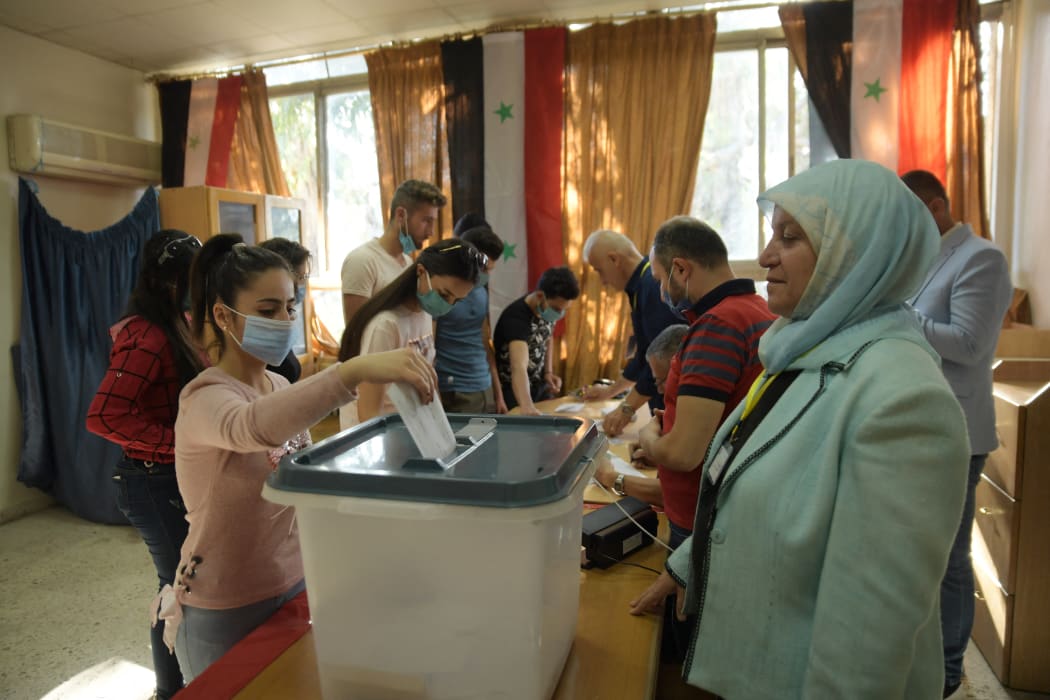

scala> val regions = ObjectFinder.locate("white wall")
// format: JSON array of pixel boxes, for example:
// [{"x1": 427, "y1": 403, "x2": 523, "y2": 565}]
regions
[
  {"x1": 0, "y1": 26, "x2": 159, "y2": 522},
  {"x1": 998, "y1": 0, "x2": 1050, "y2": 325}
]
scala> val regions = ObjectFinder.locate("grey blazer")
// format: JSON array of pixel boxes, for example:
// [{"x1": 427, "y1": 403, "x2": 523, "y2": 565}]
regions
[{"x1": 909, "y1": 223, "x2": 1012, "y2": 454}]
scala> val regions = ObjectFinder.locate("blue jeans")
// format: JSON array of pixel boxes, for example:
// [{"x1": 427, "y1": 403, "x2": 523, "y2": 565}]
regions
[
  {"x1": 113, "y1": 456, "x2": 189, "y2": 700},
  {"x1": 941, "y1": 453, "x2": 987, "y2": 686},
  {"x1": 175, "y1": 579, "x2": 306, "y2": 683}
]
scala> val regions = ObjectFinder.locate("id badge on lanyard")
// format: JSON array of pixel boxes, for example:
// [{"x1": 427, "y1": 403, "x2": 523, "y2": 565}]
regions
[{"x1": 707, "y1": 441, "x2": 733, "y2": 484}]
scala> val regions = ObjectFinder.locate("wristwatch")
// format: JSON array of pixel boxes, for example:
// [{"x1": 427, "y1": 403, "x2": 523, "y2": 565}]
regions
[
  {"x1": 612, "y1": 473, "x2": 627, "y2": 497},
  {"x1": 618, "y1": 402, "x2": 635, "y2": 417}
]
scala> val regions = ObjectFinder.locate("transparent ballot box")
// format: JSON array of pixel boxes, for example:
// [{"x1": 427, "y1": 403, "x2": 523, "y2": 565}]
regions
[{"x1": 263, "y1": 414, "x2": 605, "y2": 700}]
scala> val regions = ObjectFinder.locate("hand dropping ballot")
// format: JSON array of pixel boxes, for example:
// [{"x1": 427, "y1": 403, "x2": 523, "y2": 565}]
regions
[{"x1": 386, "y1": 381, "x2": 457, "y2": 463}]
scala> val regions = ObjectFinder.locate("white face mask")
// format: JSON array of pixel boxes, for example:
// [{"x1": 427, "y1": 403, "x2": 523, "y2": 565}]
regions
[{"x1": 223, "y1": 305, "x2": 295, "y2": 366}]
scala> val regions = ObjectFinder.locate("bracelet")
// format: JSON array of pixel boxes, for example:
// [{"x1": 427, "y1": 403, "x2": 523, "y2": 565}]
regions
[{"x1": 618, "y1": 402, "x2": 635, "y2": 416}]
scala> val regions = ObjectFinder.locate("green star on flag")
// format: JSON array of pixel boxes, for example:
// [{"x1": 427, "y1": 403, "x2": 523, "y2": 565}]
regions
[
  {"x1": 863, "y1": 78, "x2": 887, "y2": 102},
  {"x1": 494, "y1": 101, "x2": 514, "y2": 123},
  {"x1": 502, "y1": 242, "x2": 517, "y2": 261},
  {"x1": 188, "y1": 134, "x2": 200, "y2": 149}
]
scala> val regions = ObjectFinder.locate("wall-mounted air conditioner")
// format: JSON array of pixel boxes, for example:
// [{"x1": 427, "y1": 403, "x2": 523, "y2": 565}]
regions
[{"x1": 6, "y1": 114, "x2": 161, "y2": 186}]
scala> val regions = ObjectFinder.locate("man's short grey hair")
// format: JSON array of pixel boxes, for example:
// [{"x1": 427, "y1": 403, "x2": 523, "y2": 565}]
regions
[
  {"x1": 583, "y1": 229, "x2": 640, "y2": 261},
  {"x1": 646, "y1": 324, "x2": 690, "y2": 362}
]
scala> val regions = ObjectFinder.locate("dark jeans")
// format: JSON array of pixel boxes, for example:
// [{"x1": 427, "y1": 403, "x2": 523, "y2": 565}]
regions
[
  {"x1": 663, "y1": 520, "x2": 698, "y2": 663},
  {"x1": 941, "y1": 454, "x2": 987, "y2": 686},
  {"x1": 501, "y1": 380, "x2": 553, "y2": 411},
  {"x1": 114, "y1": 456, "x2": 189, "y2": 700}
]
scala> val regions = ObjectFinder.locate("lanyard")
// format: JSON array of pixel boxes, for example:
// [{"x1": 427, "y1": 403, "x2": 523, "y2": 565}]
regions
[{"x1": 631, "y1": 260, "x2": 651, "y2": 308}]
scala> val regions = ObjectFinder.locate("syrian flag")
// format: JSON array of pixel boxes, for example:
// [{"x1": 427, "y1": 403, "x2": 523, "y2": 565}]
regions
[
  {"x1": 157, "y1": 75, "x2": 242, "y2": 188},
  {"x1": 784, "y1": 0, "x2": 956, "y2": 182},
  {"x1": 850, "y1": 0, "x2": 956, "y2": 179},
  {"x1": 441, "y1": 29, "x2": 566, "y2": 325}
]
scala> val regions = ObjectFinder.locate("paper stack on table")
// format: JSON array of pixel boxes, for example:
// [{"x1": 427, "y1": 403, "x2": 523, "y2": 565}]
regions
[{"x1": 387, "y1": 382, "x2": 457, "y2": 462}]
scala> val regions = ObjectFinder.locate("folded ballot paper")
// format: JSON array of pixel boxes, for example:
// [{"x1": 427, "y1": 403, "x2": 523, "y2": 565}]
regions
[{"x1": 386, "y1": 381, "x2": 457, "y2": 463}]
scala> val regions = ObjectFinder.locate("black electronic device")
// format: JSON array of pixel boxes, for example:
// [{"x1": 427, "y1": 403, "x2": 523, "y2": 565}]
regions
[{"x1": 581, "y1": 496, "x2": 658, "y2": 569}]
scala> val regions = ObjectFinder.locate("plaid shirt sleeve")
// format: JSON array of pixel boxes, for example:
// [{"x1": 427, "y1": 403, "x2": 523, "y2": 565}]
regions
[{"x1": 86, "y1": 319, "x2": 180, "y2": 461}]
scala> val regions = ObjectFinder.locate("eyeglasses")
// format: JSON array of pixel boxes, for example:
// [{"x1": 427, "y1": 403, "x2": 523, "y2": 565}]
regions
[{"x1": 157, "y1": 234, "x2": 202, "y2": 266}]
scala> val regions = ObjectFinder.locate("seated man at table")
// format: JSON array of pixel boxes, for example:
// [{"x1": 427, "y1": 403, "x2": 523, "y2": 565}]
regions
[
  {"x1": 494, "y1": 266, "x2": 580, "y2": 415},
  {"x1": 593, "y1": 323, "x2": 689, "y2": 506}
]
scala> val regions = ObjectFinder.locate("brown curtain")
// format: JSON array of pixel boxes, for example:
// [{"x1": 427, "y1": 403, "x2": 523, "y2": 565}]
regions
[
  {"x1": 778, "y1": 3, "x2": 854, "y2": 159},
  {"x1": 365, "y1": 41, "x2": 452, "y2": 236},
  {"x1": 946, "y1": 0, "x2": 988, "y2": 238},
  {"x1": 559, "y1": 14, "x2": 717, "y2": 391},
  {"x1": 227, "y1": 70, "x2": 291, "y2": 196}
]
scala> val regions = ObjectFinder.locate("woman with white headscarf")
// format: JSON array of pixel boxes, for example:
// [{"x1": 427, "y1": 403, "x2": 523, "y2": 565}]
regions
[{"x1": 665, "y1": 160, "x2": 970, "y2": 699}]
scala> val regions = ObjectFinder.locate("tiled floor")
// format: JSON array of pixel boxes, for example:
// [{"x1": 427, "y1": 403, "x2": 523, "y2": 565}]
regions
[{"x1": 1, "y1": 502, "x2": 1046, "y2": 700}]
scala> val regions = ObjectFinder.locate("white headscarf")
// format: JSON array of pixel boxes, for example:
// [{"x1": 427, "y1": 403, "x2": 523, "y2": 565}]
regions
[{"x1": 757, "y1": 159, "x2": 939, "y2": 374}]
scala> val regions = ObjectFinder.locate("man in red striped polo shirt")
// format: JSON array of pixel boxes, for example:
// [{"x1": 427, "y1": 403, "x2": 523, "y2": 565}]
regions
[{"x1": 631, "y1": 216, "x2": 775, "y2": 662}]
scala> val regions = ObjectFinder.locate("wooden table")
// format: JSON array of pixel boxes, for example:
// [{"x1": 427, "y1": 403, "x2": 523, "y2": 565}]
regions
[
  {"x1": 525, "y1": 396, "x2": 659, "y2": 505},
  {"x1": 233, "y1": 517, "x2": 670, "y2": 700}
]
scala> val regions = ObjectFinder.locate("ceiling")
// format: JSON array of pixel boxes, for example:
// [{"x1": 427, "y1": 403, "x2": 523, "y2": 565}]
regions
[{"x1": 0, "y1": 0, "x2": 704, "y2": 75}]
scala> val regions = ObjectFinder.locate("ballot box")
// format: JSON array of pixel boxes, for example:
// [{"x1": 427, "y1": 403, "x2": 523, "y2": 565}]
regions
[{"x1": 263, "y1": 414, "x2": 605, "y2": 700}]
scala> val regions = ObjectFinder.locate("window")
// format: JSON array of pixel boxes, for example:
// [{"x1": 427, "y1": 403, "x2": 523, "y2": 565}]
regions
[
  {"x1": 269, "y1": 60, "x2": 383, "y2": 338},
  {"x1": 691, "y1": 33, "x2": 811, "y2": 278}
]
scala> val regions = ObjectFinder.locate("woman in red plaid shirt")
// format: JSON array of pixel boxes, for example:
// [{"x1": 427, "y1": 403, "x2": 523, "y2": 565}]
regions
[{"x1": 86, "y1": 229, "x2": 204, "y2": 700}]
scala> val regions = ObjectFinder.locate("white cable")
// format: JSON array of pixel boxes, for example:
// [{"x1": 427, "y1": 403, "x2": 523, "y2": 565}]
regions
[{"x1": 588, "y1": 468, "x2": 674, "y2": 553}]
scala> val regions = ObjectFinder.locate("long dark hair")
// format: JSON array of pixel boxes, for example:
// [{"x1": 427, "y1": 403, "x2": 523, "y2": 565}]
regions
[
  {"x1": 338, "y1": 238, "x2": 483, "y2": 361},
  {"x1": 189, "y1": 233, "x2": 292, "y2": 359},
  {"x1": 124, "y1": 229, "x2": 205, "y2": 388}
]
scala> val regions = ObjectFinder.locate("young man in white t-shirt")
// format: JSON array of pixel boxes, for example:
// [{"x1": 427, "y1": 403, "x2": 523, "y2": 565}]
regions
[{"x1": 340, "y1": 179, "x2": 447, "y2": 324}]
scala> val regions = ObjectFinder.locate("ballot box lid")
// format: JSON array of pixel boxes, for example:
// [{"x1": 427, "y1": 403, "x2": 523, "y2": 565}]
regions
[{"x1": 267, "y1": 414, "x2": 605, "y2": 507}]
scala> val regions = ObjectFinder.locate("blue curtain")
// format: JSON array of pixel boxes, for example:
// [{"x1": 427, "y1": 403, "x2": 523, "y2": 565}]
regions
[{"x1": 16, "y1": 178, "x2": 160, "y2": 523}]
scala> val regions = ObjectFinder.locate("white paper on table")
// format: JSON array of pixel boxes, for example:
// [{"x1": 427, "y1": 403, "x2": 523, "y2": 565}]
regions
[
  {"x1": 608, "y1": 453, "x2": 647, "y2": 478},
  {"x1": 387, "y1": 382, "x2": 456, "y2": 463},
  {"x1": 554, "y1": 401, "x2": 585, "y2": 413}
]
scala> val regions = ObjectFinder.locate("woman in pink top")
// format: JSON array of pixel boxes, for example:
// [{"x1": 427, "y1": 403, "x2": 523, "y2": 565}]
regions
[
  {"x1": 337, "y1": 238, "x2": 485, "y2": 427},
  {"x1": 166, "y1": 233, "x2": 437, "y2": 683}
]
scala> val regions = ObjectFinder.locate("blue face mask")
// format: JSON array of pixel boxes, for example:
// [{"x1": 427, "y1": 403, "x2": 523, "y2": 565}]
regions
[
  {"x1": 224, "y1": 305, "x2": 295, "y2": 366},
  {"x1": 477, "y1": 271, "x2": 490, "y2": 287},
  {"x1": 418, "y1": 271, "x2": 455, "y2": 318},
  {"x1": 660, "y1": 271, "x2": 692, "y2": 321},
  {"x1": 539, "y1": 300, "x2": 565, "y2": 323},
  {"x1": 399, "y1": 228, "x2": 417, "y2": 255},
  {"x1": 294, "y1": 284, "x2": 307, "y2": 306}
]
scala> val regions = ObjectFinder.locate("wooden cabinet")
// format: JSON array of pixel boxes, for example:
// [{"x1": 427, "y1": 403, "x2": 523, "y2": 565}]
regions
[
  {"x1": 971, "y1": 359, "x2": 1050, "y2": 692},
  {"x1": 159, "y1": 186, "x2": 313, "y2": 356}
]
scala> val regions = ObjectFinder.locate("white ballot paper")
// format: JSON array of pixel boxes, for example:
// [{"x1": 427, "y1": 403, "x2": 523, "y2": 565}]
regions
[
  {"x1": 608, "y1": 453, "x2": 647, "y2": 478},
  {"x1": 387, "y1": 382, "x2": 457, "y2": 462},
  {"x1": 554, "y1": 402, "x2": 586, "y2": 413}
]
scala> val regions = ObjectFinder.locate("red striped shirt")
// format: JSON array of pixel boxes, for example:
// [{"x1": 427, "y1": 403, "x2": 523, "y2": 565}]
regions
[{"x1": 660, "y1": 282, "x2": 775, "y2": 531}]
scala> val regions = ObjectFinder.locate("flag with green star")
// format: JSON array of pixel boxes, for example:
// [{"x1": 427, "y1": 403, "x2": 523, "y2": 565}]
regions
[{"x1": 848, "y1": 0, "x2": 955, "y2": 181}]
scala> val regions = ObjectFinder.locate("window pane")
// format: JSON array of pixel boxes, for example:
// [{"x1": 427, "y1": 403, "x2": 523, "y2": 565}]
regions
[
  {"x1": 326, "y1": 54, "x2": 368, "y2": 78},
  {"x1": 692, "y1": 50, "x2": 760, "y2": 261},
  {"x1": 264, "y1": 58, "x2": 328, "y2": 87},
  {"x1": 793, "y1": 67, "x2": 811, "y2": 173},
  {"x1": 714, "y1": 7, "x2": 781, "y2": 32},
  {"x1": 326, "y1": 89, "x2": 383, "y2": 277},
  {"x1": 765, "y1": 46, "x2": 789, "y2": 194},
  {"x1": 269, "y1": 93, "x2": 321, "y2": 267}
]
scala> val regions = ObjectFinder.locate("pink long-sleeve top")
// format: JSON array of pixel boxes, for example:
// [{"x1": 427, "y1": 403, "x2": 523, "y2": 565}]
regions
[{"x1": 172, "y1": 365, "x2": 354, "y2": 610}]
